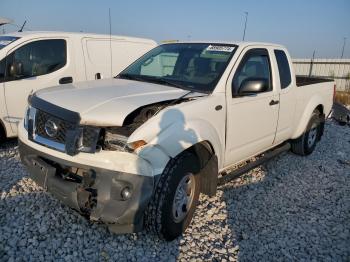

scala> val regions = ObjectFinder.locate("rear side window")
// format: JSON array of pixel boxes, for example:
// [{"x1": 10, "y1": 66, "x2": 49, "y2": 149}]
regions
[
  {"x1": 6, "y1": 39, "x2": 66, "y2": 81},
  {"x1": 274, "y1": 50, "x2": 291, "y2": 89}
]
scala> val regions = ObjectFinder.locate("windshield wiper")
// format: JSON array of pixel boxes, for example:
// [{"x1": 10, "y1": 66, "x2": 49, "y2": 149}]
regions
[
  {"x1": 117, "y1": 74, "x2": 146, "y2": 82},
  {"x1": 149, "y1": 77, "x2": 191, "y2": 91},
  {"x1": 117, "y1": 74, "x2": 191, "y2": 91}
]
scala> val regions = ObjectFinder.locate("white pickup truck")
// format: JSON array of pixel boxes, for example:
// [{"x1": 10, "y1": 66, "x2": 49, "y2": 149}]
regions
[{"x1": 19, "y1": 42, "x2": 334, "y2": 241}]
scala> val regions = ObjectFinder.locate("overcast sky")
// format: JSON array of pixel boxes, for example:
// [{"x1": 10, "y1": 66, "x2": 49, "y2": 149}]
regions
[{"x1": 1, "y1": 0, "x2": 349, "y2": 58}]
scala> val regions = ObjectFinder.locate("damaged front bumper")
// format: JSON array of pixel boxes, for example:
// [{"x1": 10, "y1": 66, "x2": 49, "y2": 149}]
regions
[{"x1": 19, "y1": 139, "x2": 155, "y2": 234}]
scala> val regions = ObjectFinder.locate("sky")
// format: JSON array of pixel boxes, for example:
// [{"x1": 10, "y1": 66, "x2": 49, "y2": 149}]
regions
[{"x1": 1, "y1": 0, "x2": 349, "y2": 58}]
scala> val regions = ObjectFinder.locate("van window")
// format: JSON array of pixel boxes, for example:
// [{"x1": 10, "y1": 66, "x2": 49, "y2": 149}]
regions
[
  {"x1": 141, "y1": 52, "x2": 179, "y2": 77},
  {"x1": 0, "y1": 36, "x2": 20, "y2": 50},
  {"x1": 274, "y1": 50, "x2": 291, "y2": 89},
  {"x1": 0, "y1": 57, "x2": 5, "y2": 82},
  {"x1": 6, "y1": 39, "x2": 66, "y2": 81}
]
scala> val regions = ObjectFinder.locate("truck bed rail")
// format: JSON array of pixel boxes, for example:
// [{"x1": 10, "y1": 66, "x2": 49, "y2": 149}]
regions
[{"x1": 296, "y1": 76, "x2": 334, "y2": 87}]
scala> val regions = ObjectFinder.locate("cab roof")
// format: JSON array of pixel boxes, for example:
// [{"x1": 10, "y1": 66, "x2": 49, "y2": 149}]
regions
[{"x1": 162, "y1": 40, "x2": 285, "y2": 49}]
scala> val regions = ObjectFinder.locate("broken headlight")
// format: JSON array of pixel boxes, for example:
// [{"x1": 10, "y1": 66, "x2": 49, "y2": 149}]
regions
[{"x1": 103, "y1": 127, "x2": 146, "y2": 152}]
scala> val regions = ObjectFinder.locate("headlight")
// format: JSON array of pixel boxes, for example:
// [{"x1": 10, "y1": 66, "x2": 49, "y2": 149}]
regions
[{"x1": 103, "y1": 127, "x2": 147, "y2": 152}]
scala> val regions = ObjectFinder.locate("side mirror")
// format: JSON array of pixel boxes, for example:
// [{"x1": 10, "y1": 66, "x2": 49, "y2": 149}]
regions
[
  {"x1": 9, "y1": 61, "x2": 23, "y2": 77},
  {"x1": 238, "y1": 77, "x2": 269, "y2": 95}
]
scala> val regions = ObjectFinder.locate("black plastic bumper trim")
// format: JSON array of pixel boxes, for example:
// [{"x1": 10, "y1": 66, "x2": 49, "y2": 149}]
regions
[{"x1": 19, "y1": 140, "x2": 155, "y2": 233}]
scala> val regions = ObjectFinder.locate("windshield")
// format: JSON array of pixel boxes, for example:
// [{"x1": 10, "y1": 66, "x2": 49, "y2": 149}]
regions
[
  {"x1": 0, "y1": 36, "x2": 20, "y2": 50},
  {"x1": 117, "y1": 43, "x2": 237, "y2": 93}
]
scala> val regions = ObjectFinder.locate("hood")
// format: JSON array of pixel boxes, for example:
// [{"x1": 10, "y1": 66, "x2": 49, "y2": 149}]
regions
[{"x1": 35, "y1": 78, "x2": 199, "y2": 126}]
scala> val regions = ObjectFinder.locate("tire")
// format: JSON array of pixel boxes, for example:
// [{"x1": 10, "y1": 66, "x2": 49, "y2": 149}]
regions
[
  {"x1": 291, "y1": 110, "x2": 322, "y2": 156},
  {"x1": 145, "y1": 151, "x2": 200, "y2": 241}
]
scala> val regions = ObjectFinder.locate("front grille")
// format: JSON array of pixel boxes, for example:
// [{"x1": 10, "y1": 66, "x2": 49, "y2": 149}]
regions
[
  {"x1": 32, "y1": 109, "x2": 100, "y2": 154},
  {"x1": 35, "y1": 110, "x2": 75, "y2": 144}
]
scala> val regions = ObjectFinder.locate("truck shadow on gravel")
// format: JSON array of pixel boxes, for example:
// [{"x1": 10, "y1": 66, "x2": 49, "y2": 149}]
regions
[{"x1": 220, "y1": 123, "x2": 350, "y2": 261}]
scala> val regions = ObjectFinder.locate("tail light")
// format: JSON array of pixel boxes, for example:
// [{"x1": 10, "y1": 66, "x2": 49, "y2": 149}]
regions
[{"x1": 333, "y1": 84, "x2": 336, "y2": 102}]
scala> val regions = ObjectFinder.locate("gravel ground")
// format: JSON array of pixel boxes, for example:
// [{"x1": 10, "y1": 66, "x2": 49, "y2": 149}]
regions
[{"x1": 0, "y1": 120, "x2": 349, "y2": 261}]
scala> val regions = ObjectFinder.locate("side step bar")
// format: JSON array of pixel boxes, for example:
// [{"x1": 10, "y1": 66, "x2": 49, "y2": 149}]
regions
[{"x1": 218, "y1": 143, "x2": 291, "y2": 186}]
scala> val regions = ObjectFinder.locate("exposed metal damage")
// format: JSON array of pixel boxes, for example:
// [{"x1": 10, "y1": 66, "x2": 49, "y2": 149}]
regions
[{"x1": 102, "y1": 98, "x2": 195, "y2": 152}]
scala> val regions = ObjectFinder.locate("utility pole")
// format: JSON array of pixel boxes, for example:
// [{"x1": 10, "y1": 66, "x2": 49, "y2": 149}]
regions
[
  {"x1": 309, "y1": 50, "x2": 316, "y2": 77},
  {"x1": 341, "y1": 37, "x2": 347, "y2": 58},
  {"x1": 242, "y1": 12, "x2": 248, "y2": 41}
]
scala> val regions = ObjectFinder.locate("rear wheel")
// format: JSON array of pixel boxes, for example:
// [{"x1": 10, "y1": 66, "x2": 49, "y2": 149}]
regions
[
  {"x1": 291, "y1": 110, "x2": 322, "y2": 156},
  {"x1": 145, "y1": 151, "x2": 200, "y2": 241}
]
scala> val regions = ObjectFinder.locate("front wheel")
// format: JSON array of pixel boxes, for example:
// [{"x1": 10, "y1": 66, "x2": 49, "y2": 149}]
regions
[
  {"x1": 291, "y1": 110, "x2": 322, "y2": 156},
  {"x1": 145, "y1": 151, "x2": 200, "y2": 241}
]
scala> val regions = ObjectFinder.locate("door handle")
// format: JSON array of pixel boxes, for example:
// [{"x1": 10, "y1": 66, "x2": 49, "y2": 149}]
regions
[
  {"x1": 95, "y1": 73, "x2": 101, "y2": 80},
  {"x1": 59, "y1": 76, "x2": 73, "y2": 84},
  {"x1": 269, "y1": 100, "x2": 279, "y2": 106}
]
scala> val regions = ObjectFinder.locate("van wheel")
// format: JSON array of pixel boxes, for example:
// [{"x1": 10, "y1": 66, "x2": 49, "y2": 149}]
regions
[
  {"x1": 145, "y1": 151, "x2": 200, "y2": 241},
  {"x1": 291, "y1": 110, "x2": 322, "y2": 156}
]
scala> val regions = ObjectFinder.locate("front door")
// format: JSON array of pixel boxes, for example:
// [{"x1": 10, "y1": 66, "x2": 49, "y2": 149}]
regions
[
  {"x1": 224, "y1": 48, "x2": 279, "y2": 166},
  {"x1": 4, "y1": 38, "x2": 74, "y2": 133}
]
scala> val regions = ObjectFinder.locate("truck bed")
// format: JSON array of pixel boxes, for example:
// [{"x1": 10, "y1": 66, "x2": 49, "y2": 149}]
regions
[{"x1": 296, "y1": 76, "x2": 334, "y2": 87}]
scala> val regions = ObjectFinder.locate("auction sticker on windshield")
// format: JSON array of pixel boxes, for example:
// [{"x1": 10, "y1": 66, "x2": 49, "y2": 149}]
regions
[{"x1": 206, "y1": 45, "x2": 235, "y2": 52}]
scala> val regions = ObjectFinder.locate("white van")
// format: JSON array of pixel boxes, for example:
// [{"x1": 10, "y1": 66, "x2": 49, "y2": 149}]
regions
[{"x1": 0, "y1": 31, "x2": 157, "y2": 140}]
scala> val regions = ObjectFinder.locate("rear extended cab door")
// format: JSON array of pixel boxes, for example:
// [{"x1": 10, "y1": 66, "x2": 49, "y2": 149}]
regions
[
  {"x1": 3, "y1": 36, "x2": 76, "y2": 134},
  {"x1": 271, "y1": 48, "x2": 297, "y2": 144},
  {"x1": 224, "y1": 45, "x2": 280, "y2": 166}
]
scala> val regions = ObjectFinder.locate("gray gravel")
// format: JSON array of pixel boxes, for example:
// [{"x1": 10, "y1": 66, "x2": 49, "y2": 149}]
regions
[{"x1": 1, "y1": 120, "x2": 349, "y2": 261}]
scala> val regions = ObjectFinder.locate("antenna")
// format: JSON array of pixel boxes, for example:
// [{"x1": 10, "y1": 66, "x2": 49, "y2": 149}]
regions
[
  {"x1": 18, "y1": 20, "x2": 27, "y2": 32},
  {"x1": 242, "y1": 12, "x2": 248, "y2": 41},
  {"x1": 108, "y1": 8, "x2": 113, "y2": 78}
]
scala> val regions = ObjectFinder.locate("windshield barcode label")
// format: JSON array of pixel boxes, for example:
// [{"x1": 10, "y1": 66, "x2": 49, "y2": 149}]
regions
[{"x1": 206, "y1": 45, "x2": 235, "y2": 52}]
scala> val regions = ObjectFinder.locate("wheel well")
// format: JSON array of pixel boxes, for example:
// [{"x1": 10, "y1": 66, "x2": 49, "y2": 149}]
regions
[
  {"x1": 185, "y1": 141, "x2": 215, "y2": 170},
  {"x1": 315, "y1": 104, "x2": 324, "y2": 115},
  {"x1": 314, "y1": 104, "x2": 325, "y2": 140},
  {"x1": 183, "y1": 141, "x2": 218, "y2": 197},
  {"x1": 0, "y1": 119, "x2": 6, "y2": 139}
]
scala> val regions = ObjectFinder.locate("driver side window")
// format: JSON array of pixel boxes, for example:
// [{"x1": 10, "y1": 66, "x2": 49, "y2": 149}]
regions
[
  {"x1": 232, "y1": 49, "x2": 271, "y2": 96},
  {"x1": 5, "y1": 39, "x2": 66, "y2": 81}
]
